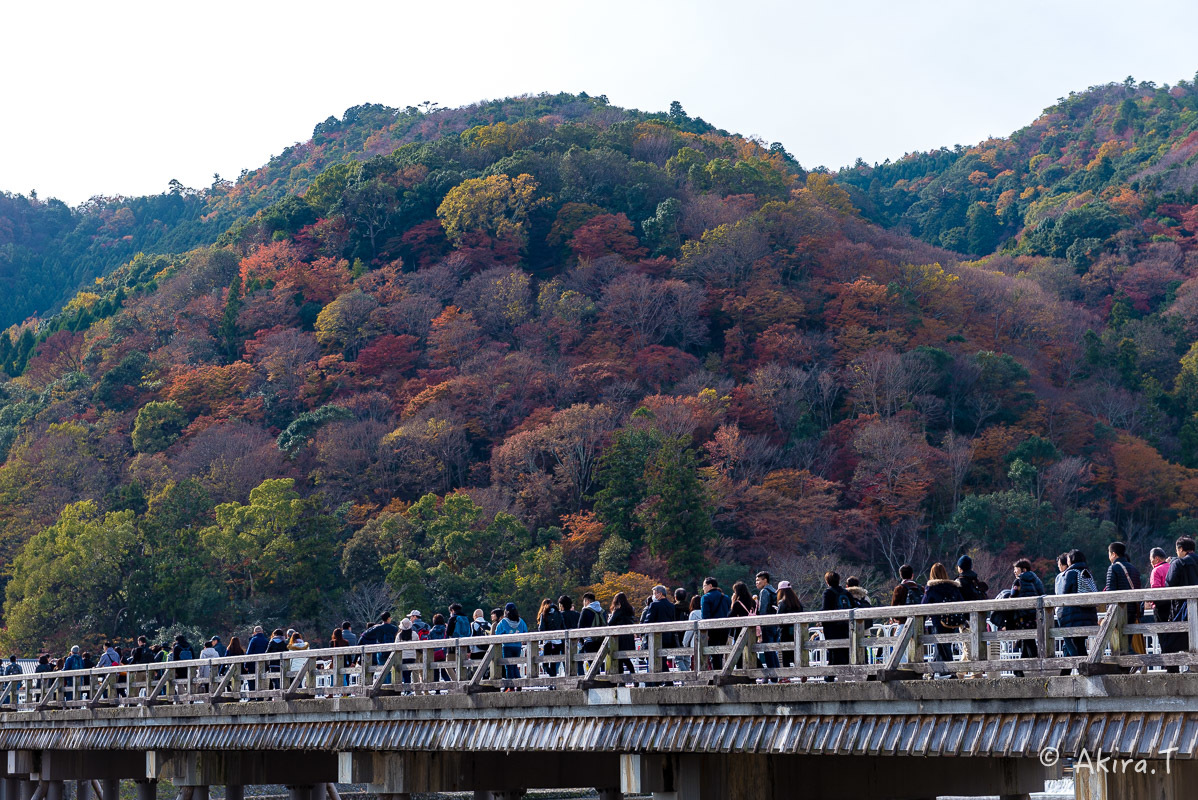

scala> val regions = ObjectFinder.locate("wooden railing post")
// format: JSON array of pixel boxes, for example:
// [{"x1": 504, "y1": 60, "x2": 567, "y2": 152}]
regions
[
  {"x1": 1036, "y1": 597, "x2": 1051, "y2": 663},
  {"x1": 967, "y1": 611, "x2": 983, "y2": 669},
  {"x1": 797, "y1": 622, "x2": 810, "y2": 669},
  {"x1": 849, "y1": 611, "x2": 864, "y2": 666},
  {"x1": 1189, "y1": 598, "x2": 1198, "y2": 655},
  {"x1": 648, "y1": 632, "x2": 660, "y2": 676}
]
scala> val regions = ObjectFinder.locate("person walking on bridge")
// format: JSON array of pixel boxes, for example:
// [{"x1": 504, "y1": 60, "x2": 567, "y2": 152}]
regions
[
  {"x1": 755, "y1": 571, "x2": 781, "y2": 671},
  {"x1": 1059, "y1": 549, "x2": 1099, "y2": 661},
  {"x1": 701, "y1": 577, "x2": 731, "y2": 669},
  {"x1": 822, "y1": 571, "x2": 854, "y2": 679},
  {"x1": 1146, "y1": 547, "x2": 1170, "y2": 624},
  {"x1": 494, "y1": 603, "x2": 527, "y2": 683},
  {"x1": 922, "y1": 563, "x2": 965, "y2": 676},
  {"x1": 1105, "y1": 541, "x2": 1143, "y2": 658},
  {"x1": 537, "y1": 598, "x2": 565, "y2": 677},
  {"x1": 644, "y1": 585, "x2": 678, "y2": 678},
  {"x1": 1162, "y1": 536, "x2": 1198, "y2": 668}
]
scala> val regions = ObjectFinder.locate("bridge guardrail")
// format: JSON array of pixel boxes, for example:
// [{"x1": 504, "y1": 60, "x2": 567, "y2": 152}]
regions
[{"x1": 5, "y1": 585, "x2": 1197, "y2": 710}]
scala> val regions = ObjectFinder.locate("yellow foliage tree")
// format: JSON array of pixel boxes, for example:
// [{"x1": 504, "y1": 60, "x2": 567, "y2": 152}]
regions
[
  {"x1": 436, "y1": 173, "x2": 540, "y2": 249},
  {"x1": 583, "y1": 571, "x2": 660, "y2": 609}
]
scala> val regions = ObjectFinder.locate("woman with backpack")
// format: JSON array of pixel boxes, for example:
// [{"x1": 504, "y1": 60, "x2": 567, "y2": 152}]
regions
[
  {"x1": 821, "y1": 571, "x2": 853, "y2": 678},
  {"x1": 1059, "y1": 549, "x2": 1099, "y2": 661},
  {"x1": 428, "y1": 614, "x2": 449, "y2": 683},
  {"x1": 469, "y1": 609, "x2": 490, "y2": 661},
  {"x1": 537, "y1": 598, "x2": 565, "y2": 677},
  {"x1": 493, "y1": 603, "x2": 527, "y2": 684},
  {"x1": 922, "y1": 562, "x2": 966, "y2": 676}
]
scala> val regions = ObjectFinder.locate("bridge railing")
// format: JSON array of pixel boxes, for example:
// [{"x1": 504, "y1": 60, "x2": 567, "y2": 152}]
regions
[{"x1": 6, "y1": 585, "x2": 1198, "y2": 710}]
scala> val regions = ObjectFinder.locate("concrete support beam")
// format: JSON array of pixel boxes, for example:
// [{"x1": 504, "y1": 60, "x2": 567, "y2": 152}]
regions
[
  {"x1": 620, "y1": 754, "x2": 1047, "y2": 800},
  {"x1": 99, "y1": 780, "x2": 117, "y2": 800},
  {"x1": 38, "y1": 753, "x2": 145, "y2": 782},
  {"x1": 338, "y1": 751, "x2": 618, "y2": 795},
  {"x1": 148, "y1": 753, "x2": 336, "y2": 788},
  {"x1": 18, "y1": 781, "x2": 35, "y2": 800},
  {"x1": 76, "y1": 781, "x2": 92, "y2": 800},
  {"x1": 1074, "y1": 758, "x2": 1198, "y2": 799},
  {"x1": 42, "y1": 783, "x2": 62, "y2": 800}
]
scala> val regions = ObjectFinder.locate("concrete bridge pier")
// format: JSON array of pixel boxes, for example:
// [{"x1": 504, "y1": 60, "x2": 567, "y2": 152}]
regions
[
  {"x1": 3, "y1": 778, "x2": 18, "y2": 800},
  {"x1": 1074, "y1": 758, "x2": 1198, "y2": 799},
  {"x1": 75, "y1": 780, "x2": 92, "y2": 800},
  {"x1": 42, "y1": 783, "x2": 63, "y2": 800},
  {"x1": 99, "y1": 780, "x2": 118, "y2": 800},
  {"x1": 133, "y1": 779, "x2": 154, "y2": 800}
]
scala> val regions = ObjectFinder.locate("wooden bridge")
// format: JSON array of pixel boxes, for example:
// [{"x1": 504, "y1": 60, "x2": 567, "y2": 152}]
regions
[{"x1": 2, "y1": 586, "x2": 1198, "y2": 800}]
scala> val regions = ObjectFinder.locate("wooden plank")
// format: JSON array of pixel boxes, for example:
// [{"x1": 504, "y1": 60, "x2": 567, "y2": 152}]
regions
[
  {"x1": 283, "y1": 658, "x2": 314, "y2": 699},
  {"x1": 139, "y1": 669, "x2": 172, "y2": 707},
  {"x1": 580, "y1": 636, "x2": 613, "y2": 687},
  {"x1": 715, "y1": 625, "x2": 755, "y2": 686},
  {"x1": 465, "y1": 644, "x2": 499, "y2": 693},
  {"x1": 208, "y1": 664, "x2": 237, "y2": 703},
  {"x1": 879, "y1": 617, "x2": 917, "y2": 680},
  {"x1": 367, "y1": 652, "x2": 399, "y2": 698}
]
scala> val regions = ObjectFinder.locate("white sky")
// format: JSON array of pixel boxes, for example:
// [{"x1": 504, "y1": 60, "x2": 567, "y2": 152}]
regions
[{"x1": 2, "y1": 0, "x2": 1198, "y2": 206}]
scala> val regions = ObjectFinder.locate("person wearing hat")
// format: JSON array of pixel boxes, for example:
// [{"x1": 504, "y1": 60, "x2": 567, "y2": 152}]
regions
[
  {"x1": 397, "y1": 617, "x2": 418, "y2": 688},
  {"x1": 211, "y1": 636, "x2": 227, "y2": 658},
  {"x1": 955, "y1": 555, "x2": 987, "y2": 601},
  {"x1": 408, "y1": 610, "x2": 429, "y2": 635}
]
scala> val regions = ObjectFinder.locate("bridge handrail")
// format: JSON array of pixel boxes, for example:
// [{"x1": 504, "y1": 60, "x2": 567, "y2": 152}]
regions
[{"x1": 5, "y1": 584, "x2": 1197, "y2": 708}]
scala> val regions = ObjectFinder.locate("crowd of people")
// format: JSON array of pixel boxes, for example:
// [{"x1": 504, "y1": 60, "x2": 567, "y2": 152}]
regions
[{"x1": 8, "y1": 537, "x2": 1198, "y2": 687}]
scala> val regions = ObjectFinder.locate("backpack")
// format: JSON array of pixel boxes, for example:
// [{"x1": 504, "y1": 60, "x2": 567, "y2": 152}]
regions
[
  {"x1": 416, "y1": 627, "x2": 429, "y2": 641},
  {"x1": 471, "y1": 619, "x2": 490, "y2": 636},
  {"x1": 175, "y1": 648, "x2": 193, "y2": 661},
  {"x1": 589, "y1": 607, "x2": 606, "y2": 627},
  {"x1": 452, "y1": 615, "x2": 472, "y2": 638},
  {"x1": 835, "y1": 589, "x2": 853, "y2": 610},
  {"x1": 901, "y1": 580, "x2": 924, "y2": 605}
]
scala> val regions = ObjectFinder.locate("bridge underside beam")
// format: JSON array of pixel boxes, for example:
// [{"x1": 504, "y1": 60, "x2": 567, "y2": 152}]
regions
[
  {"x1": 37, "y1": 752, "x2": 146, "y2": 781},
  {"x1": 338, "y1": 751, "x2": 621, "y2": 794},
  {"x1": 149, "y1": 751, "x2": 338, "y2": 787},
  {"x1": 622, "y1": 753, "x2": 1048, "y2": 800},
  {"x1": 1075, "y1": 759, "x2": 1198, "y2": 800}
]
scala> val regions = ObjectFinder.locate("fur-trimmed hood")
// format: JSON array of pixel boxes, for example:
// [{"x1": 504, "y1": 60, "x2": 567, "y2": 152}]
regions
[
  {"x1": 926, "y1": 578, "x2": 960, "y2": 587},
  {"x1": 846, "y1": 586, "x2": 870, "y2": 600}
]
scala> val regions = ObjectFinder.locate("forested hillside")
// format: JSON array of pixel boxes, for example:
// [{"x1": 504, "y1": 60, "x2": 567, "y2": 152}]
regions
[{"x1": 2, "y1": 86, "x2": 1198, "y2": 652}]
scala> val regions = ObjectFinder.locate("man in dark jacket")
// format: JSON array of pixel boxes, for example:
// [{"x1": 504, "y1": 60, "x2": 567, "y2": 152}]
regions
[
  {"x1": 246, "y1": 626, "x2": 269, "y2": 656},
  {"x1": 755, "y1": 571, "x2": 781, "y2": 670},
  {"x1": 701, "y1": 578, "x2": 732, "y2": 669},
  {"x1": 645, "y1": 585, "x2": 678, "y2": 675},
  {"x1": 1104, "y1": 541, "x2": 1143, "y2": 630},
  {"x1": 1059, "y1": 549, "x2": 1098, "y2": 660},
  {"x1": 1010, "y1": 559, "x2": 1044, "y2": 663},
  {"x1": 558, "y1": 595, "x2": 581, "y2": 630},
  {"x1": 1162, "y1": 537, "x2": 1198, "y2": 663}
]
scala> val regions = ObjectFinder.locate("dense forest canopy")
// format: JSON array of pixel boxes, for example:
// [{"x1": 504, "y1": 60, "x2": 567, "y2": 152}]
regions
[{"x1": 2, "y1": 82, "x2": 1198, "y2": 652}]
